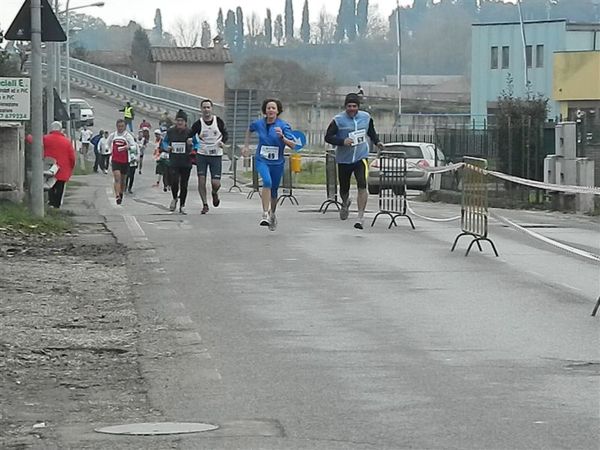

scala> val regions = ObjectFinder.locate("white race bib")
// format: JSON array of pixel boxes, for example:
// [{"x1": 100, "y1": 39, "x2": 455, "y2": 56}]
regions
[
  {"x1": 260, "y1": 145, "x2": 279, "y2": 161},
  {"x1": 349, "y1": 129, "x2": 366, "y2": 146},
  {"x1": 172, "y1": 142, "x2": 186, "y2": 154},
  {"x1": 204, "y1": 144, "x2": 220, "y2": 156}
]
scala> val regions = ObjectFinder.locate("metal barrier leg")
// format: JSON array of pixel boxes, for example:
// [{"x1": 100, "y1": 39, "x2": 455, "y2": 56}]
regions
[
  {"x1": 451, "y1": 232, "x2": 472, "y2": 252},
  {"x1": 228, "y1": 157, "x2": 242, "y2": 193},
  {"x1": 591, "y1": 296, "x2": 600, "y2": 317},
  {"x1": 319, "y1": 199, "x2": 342, "y2": 213}
]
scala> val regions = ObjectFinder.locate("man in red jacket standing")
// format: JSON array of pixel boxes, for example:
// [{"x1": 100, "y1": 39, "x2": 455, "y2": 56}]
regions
[{"x1": 43, "y1": 121, "x2": 76, "y2": 208}]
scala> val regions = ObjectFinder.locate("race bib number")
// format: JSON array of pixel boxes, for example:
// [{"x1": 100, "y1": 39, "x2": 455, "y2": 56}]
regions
[
  {"x1": 260, "y1": 145, "x2": 279, "y2": 161},
  {"x1": 349, "y1": 129, "x2": 366, "y2": 146},
  {"x1": 205, "y1": 144, "x2": 219, "y2": 155},
  {"x1": 172, "y1": 142, "x2": 186, "y2": 154}
]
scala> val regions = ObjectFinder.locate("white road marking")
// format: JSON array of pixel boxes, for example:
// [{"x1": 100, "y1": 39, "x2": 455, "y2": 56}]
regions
[
  {"x1": 124, "y1": 215, "x2": 145, "y2": 237},
  {"x1": 560, "y1": 283, "x2": 583, "y2": 292}
]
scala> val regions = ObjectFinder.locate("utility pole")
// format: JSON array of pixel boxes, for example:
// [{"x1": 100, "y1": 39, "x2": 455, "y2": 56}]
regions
[
  {"x1": 30, "y1": 0, "x2": 45, "y2": 217},
  {"x1": 395, "y1": 1, "x2": 402, "y2": 121},
  {"x1": 517, "y1": 0, "x2": 529, "y2": 92},
  {"x1": 65, "y1": 0, "x2": 72, "y2": 139}
]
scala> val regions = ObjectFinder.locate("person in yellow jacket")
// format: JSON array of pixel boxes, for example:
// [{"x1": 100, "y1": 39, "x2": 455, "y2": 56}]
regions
[{"x1": 120, "y1": 101, "x2": 135, "y2": 131}]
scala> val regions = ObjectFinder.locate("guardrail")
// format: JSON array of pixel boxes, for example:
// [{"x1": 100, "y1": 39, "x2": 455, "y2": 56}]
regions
[{"x1": 63, "y1": 58, "x2": 224, "y2": 121}]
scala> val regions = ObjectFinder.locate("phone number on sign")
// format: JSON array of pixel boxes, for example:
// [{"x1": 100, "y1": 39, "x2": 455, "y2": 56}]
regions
[{"x1": 0, "y1": 113, "x2": 29, "y2": 120}]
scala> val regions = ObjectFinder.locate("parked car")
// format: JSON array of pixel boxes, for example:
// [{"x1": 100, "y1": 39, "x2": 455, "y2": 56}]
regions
[
  {"x1": 68, "y1": 98, "x2": 94, "y2": 127},
  {"x1": 367, "y1": 142, "x2": 446, "y2": 194}
]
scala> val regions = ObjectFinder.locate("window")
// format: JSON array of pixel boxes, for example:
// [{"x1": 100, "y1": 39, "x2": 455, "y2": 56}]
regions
[
  {"x1": 526, "y1": 45, "x2": 533, "y2": 68},
  {"x1": 536, "y1": 44, "x2": 544, "y2": 67},
  {"x1": 490, "y1": 46, "x2": 498, "y2": 69},
  {"x1": 502, "y1": 46, "x2": 510, "y2": 69}
]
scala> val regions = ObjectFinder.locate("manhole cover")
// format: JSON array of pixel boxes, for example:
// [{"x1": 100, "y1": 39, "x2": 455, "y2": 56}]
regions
[{"x1": 95, "y1": 422, "x2": 219, "y2": 436}]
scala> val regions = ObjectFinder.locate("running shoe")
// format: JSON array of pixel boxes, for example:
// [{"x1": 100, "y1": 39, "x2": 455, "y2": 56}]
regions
[
  {"x1": 353, "y1": 218, "x2": 364, "y2": 230},
  {"x1": 169, "y1": 198, "x2": 177, "y2": 211},
  {"x1": 179, "y1": 206, "x2": 186, "y2": 215},
  {"x1": 201, "y1": 204, "x2": 209, "y2": 214},
  {"x1": 212, "y1": 191, "x2": 220, "y2": 207},
  {"x1": 116, "y1": 194, "x2": 123, "y2": 205},
  {"x1": 339, "y1": 198, "x2": 351, "y2": 221},
  {"x1": 163, "y1": 187, "x2": 167, "y2": 192},
  {"x1": 259, "y1": 212, "x2": 270, "y2": 226},
  {"x1": 268, "y1": 213, "x2": 277, "y2": 231}
]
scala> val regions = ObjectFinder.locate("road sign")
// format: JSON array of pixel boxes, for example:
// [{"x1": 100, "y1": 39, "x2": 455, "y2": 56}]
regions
[
  {"x1": 291, "y1": 130, "x2": 307, "y2": 151},
  {"x1": 5, "y1": 0, "x2": 66, "y2": 42},
  {"x1": 0, "y1": 78, "x2": 31, "y2": 121}
]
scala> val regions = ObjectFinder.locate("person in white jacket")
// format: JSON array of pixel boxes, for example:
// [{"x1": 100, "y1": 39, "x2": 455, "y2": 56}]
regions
[{"x1": 98, "y1": 131, "x2": 110, "y2": 174}]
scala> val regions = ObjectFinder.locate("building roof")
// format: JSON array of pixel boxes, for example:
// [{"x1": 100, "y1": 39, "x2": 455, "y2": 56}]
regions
[
  {"x1": 472, "y1": 19, "x2": 600, "y2": 31},
  {"x1": 85, "y1": 51, "x2": 131, "y2": 67},
  {"x1": 150, "y1": 46, "x2": 232, "y2": 64},
  {"x1": 383, "y1": 75, "x2": 466, "y2": 87}
]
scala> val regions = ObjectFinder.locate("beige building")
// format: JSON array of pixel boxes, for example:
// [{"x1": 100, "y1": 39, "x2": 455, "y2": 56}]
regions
[{"x1": 150, "y1": 39, "x2": 232, "y2": 104}]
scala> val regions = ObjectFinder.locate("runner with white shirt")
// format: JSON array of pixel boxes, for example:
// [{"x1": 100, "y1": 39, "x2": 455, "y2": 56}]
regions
[
  {"x1": 189, "y1": 99, "x2": 229, "y2": 214},
  {"x1": 79, "y1": 126, "x2": 93, "y2": 158},
  {"x1": 107, "y1": 119, "x2": 137, "y2": 205}
]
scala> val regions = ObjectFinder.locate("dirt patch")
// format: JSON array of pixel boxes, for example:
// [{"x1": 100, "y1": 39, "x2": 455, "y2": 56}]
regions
[{"x1": 0, "y1": 227, "x2": 160, "y2": 448}]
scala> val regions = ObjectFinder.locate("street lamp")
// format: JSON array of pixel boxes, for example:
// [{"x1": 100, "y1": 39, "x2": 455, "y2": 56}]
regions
[{"x1": 60, "y1": 1, "x2": 104, "y2": 138}]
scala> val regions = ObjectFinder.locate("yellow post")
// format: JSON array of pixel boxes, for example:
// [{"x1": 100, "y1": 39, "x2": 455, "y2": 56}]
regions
[{"x1": 291, "y1": 153, "x2": 302, "y2": 173}]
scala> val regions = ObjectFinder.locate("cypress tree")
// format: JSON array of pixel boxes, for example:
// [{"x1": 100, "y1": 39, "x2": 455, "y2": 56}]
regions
[
  {"x1": 300, "y1": 0, "x2": 310, "y2": 44},
  {"x1": 285, "y1": 0, "x2": 294, "y2": 41}
]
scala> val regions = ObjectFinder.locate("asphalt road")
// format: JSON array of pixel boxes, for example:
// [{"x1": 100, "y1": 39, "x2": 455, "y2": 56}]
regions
[{"x1": 74, "y1": 90, "x2": 600, "y2": 449}]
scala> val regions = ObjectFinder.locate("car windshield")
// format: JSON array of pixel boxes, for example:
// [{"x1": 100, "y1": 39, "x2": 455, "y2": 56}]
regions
[
  {"x1": 384, "y1": 145, "x2": 424, "y2": 159},
  {"x1": 71, "y1": 100, "x2": 91, "y2": 108}
]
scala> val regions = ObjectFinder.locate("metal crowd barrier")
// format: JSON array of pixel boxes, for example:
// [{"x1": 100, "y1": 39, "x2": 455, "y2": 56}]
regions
[
  {"x1": 247, "y1": 155, "x2": 260, "y2": 199},
  {"x1": 371, "y1": 151, "x2": 415, "y2": 229},
  {"x1": 451, "y1": 156, "x2": 499, "y2": 256},
  {"x1": 319, "y1": 150, "x2": 343, "y2": 213},
  {"x1": 278, "y1": 154, "x2": 299, "y2": 206}
]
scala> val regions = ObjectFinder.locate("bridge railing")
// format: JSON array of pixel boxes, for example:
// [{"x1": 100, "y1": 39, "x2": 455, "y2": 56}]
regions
[{"x1": 64, "y1": 58, "x2": 224, "y2": 120}]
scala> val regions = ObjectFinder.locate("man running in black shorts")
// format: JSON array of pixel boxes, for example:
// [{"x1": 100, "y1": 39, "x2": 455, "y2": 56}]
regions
[
  {"x1": 325, "y1": 93, "x2": 384, "y2": 229},
  {"x1": 189, "y1": 99, "x2": 229, "y2": 214}
]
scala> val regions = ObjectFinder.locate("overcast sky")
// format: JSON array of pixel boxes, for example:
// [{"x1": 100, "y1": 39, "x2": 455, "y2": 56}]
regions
[
  {"x1": 2, "y1": 1, "x2": 413, "y2": 32},
  {"x1": 2, "y1": 0, "x2": 519, "y2": 36}
]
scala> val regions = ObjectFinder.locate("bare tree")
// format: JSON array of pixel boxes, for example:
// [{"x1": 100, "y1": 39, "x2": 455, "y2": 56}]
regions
[
  {"x1": 316, "y1": 7, "x2": 335, "y2": 44},
  {"x1": 274, "y1": 14, "x2": 283, "y2": 46},
  {"x1": 173, "y1": 15, "x2": 203, "y2": 47},
  {"x1": 201, "y1": 21, "x2": 212, "y2": 48}
]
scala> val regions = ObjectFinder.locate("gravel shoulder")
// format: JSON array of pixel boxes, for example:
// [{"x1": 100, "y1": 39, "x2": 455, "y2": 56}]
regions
[{"x1": 0, "y1": 220, "x2": 166, "y2": 448}]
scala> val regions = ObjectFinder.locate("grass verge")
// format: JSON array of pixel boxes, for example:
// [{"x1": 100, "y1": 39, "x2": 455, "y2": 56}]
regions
[{"x1": 0, "y1": 201, "x2": 73, "y2": 234}]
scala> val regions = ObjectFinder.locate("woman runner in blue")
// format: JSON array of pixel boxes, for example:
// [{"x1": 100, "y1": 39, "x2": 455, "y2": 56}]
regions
[{"x1": 243, "y1": 99, "x2": 296, "y2": 231}]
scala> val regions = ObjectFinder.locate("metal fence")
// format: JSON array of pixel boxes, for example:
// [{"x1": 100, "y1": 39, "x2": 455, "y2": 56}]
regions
[
  {"x1": 319, "y1": 150, "x2": 343, "y2": 213},
  {"x1": 371, "y1": 151, "x2": 415, "y2": 230},
  {"x1": 451, "y1": 157, "x2": 498, "y2": 257}
]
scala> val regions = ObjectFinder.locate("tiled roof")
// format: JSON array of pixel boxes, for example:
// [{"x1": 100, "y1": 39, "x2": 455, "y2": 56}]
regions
[{"x1": 150, "y1": 46, "x2": 232, "y2": 64}]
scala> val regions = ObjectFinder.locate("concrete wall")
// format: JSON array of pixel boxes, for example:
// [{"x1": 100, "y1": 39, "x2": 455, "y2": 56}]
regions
[
  {"x1": 554, "y1": 51, "x2": 600, "y2": 101},
  {"x1": 0, "y1": 123, "x2": 25, "y2": 202},
  {"x1": 155, "y1": 63, "x2": 226, "y2": 104}
]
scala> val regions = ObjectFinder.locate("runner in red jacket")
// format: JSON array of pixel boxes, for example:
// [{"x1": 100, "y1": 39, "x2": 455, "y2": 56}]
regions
[{"x1": 43, "y1": 121, "x2": 76, "y2": 208}]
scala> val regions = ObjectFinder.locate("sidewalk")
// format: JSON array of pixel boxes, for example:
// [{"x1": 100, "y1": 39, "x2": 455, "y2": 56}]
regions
[{"x1": 0, "y1": 181, "x2": 168, "y2": 449}]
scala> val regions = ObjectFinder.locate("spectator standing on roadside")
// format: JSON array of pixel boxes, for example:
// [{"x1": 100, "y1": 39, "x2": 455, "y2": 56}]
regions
[
  {"x1": 119, "y1": 101, "x2": 135, "y2": 132},
  {"x1": 43, "y1": 121, "x2": 76, "y2": 208},
  {"x1": 98, "y1": 130, "x2": 110, "y2": 174},
  {"x1": 90, "y1": 129, "x2": 104, "y2": 173}
]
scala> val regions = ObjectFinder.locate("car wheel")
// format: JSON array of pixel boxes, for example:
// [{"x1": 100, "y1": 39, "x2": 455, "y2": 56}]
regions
[{"x1": 368, "y1": 184, "x2": 380, "y2": 195}]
